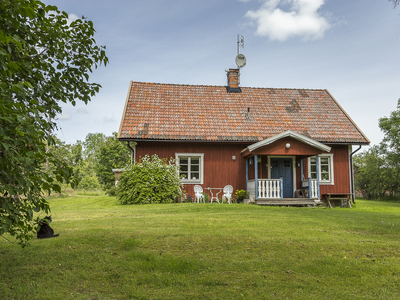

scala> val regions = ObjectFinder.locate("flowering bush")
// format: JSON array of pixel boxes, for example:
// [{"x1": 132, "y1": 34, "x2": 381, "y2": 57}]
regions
[
  {"x1": 235, "y1": 189, "x2": 249, "y2": 202},
  {"x1": 116, "y1": 155, "x2": 183, "y2": 204}
]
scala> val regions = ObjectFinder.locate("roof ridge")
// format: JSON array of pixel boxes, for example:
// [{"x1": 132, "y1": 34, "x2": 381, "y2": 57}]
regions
[{"x1": 131, "y1": 81, "x2": 327, "y2": 91}]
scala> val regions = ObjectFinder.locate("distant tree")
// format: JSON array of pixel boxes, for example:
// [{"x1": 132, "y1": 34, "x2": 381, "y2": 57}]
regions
[
  {"x1": 79, "y1": 174, "x2": 101, "y2": 191},
  {"x1": 70, "y1": 141, "x2": 84, "y2": 185},
  {"x1": 379, "y1": 99, "x2": 400, "y2": 157},
  {"x1": 354, "y1": 146, "x2": 390, "y2": 199},
  {"x1": 378, "y1": 98, "x2": 400, "y2": 198},
  {"x1": 83, "y1": 133, "x2": 107, "y2": 166},
  {"x1": 0, "y1": 0, "x2": 108, "y2": 246},
  {"x1": 45, "y1": 136, "x2": 72, "y2": 176},
  {"x1": 95, "y1": 132, "x2": 130, "y2": 192}
]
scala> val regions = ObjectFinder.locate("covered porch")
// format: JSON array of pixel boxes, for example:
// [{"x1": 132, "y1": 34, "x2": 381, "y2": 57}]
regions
[{"x1": 241, "y1": 131, "x2": 331, "y2": 206}]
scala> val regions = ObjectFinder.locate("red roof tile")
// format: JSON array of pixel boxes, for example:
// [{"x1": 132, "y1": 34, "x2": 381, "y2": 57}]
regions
[{"x1": 118, "y1": 81, "x2": 369, "y2": 144}]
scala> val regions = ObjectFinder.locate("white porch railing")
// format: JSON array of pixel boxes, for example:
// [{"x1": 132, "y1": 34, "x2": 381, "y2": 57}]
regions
[
  {"x1": 247, "y1": 179, "x2": 282, "y2": 199},
  {"x1": 247, "y1": 178, "x2": 319, "y2": 200},
  {"x1": 258, "y1": 179, "x2": 282, "y2": 199},
  {"x1": 310, "y1": 179, "x2": 319, "y2": 199},
  {"x1": 301, "y1": 178, "x2": 319, "y2": 199}
]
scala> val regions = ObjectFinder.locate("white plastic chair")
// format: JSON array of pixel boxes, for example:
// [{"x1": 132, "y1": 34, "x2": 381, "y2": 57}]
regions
[
  {"x1": 222, "y1": 185, "x2": 233, "y2": 204},
  {"x1": 194, "y1": 185, "x2": 205, "y2": 203}
]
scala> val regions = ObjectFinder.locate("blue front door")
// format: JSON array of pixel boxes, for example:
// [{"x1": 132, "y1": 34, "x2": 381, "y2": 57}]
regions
[{"x1": 271, "y1": 158, "x2": 293, "y2": 198}]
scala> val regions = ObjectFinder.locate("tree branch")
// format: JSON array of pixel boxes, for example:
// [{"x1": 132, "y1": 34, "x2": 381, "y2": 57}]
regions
[{"x1": 389, "y1": 0, "x2": 400, "y2": 8}]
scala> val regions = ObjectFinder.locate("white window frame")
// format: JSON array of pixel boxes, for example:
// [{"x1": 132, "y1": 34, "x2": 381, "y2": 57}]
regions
[
  {"x1": 175, "y1": 153, "x2": 204, "y2": 184},
  {"x1": 308, "y1": 154, "x2": 334, "y2": 185}
]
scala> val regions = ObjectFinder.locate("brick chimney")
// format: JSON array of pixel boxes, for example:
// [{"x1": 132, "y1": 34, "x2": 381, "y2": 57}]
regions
[{"x1": 226, "y1": 68, "x2": 241, "y2": 93}]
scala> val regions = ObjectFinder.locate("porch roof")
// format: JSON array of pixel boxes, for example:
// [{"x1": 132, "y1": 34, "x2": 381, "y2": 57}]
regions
[{"x1": 248, "y1": 130, "x2": 331, "y2": 152}]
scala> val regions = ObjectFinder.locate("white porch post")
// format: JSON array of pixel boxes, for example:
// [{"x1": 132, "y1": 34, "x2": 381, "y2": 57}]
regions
[
  {"x1": 255, "y1": 155, "x2": 258, "y2": 200},
  {"x1": 246, "y1": 158, "x2": 249, "y2": 192},
  {"x1": 301, "y1": 159, "x2": 304, "y2": 181},
  {"x1": 316, "y1": 154, "x2": 320, "y2": 198}
]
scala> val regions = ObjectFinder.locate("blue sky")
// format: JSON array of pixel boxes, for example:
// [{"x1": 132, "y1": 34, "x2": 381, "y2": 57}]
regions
[{"x1": 43, "y1": 0, "x2": 400, "y2": 148}]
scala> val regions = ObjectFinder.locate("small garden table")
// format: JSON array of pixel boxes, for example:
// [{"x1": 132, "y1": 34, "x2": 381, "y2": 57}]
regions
[{"x1": 205, "y1": 188, "x2": 223, "y2": 204}]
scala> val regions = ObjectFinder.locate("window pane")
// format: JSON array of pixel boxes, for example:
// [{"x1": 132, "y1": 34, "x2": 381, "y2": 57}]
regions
[
  {"x1": 191, "y1": 158, "x2": 199, "y2": 165},
  {"x1": 311, "y1": 172, "x2": 317, "y2": 179},
  {"x1": 180, "y1": 157, "x2": 188, "y2": 164},
  {"x1": 321, "y1": 173, "x2": 329, "y2": 180},
  {"x1": 191, "y1": 165, "x2": 199, "y2": 172},
  {"x1": 310, "y1": 157, "x2": 316, "y2": 164},
  {"x1": 321, "y1": 157, "x2": 329, "y2": 165},
  {"x1": 180, "y1": 165, "x2": 188, "y2": 172},
  {"x1": 180, "y1": 173, "x2": 188, "y2": 179},
  {"x1": 191, "y1": 173, "x2": 199, "y2": 180},
  {"x1": 321, "y1": 165, "x2": 329, "y2": 173},
  {"x1": 311, "y1": 165, "x2": 316, "y2": 173}
]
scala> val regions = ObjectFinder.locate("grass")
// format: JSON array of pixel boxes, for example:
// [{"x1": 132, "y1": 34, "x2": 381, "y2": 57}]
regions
[{"x1": 1, "y1": 197, "x2": 400, "y2": 299}]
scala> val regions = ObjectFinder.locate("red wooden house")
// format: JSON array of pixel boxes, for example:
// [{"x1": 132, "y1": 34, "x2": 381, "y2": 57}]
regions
[{"x1": 117, "y1": 69, "x2": 369, "y2": 206}]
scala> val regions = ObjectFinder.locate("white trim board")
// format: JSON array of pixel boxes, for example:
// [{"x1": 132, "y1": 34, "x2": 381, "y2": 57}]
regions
[{"x1": 247, "y1": 130, "x2": 331, "y2": 153}]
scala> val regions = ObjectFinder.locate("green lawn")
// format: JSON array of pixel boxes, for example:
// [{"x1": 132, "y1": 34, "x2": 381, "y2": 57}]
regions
[{"x1": 1, "y1": 196, "x2": 400, "y2": 299}]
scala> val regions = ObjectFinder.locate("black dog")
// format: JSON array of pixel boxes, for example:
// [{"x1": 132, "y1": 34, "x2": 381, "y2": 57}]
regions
[{"x1": 37, "y1": 216, "x2": 59, "y2": 239}]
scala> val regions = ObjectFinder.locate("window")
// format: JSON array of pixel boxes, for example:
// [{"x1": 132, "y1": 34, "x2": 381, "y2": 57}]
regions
[
  {"x1": 309, "y1": 154, "x2": 334, "y2": 185},
  {"x1": 175, "y1": 153, "x2": 204, "y2": 184}
]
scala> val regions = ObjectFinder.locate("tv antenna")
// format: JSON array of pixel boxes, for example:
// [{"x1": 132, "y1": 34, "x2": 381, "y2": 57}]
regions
[
  {"x1": 237, "y1": 34, "x2": 244, "y2": 55},
  {"x1": 235, "y1": 34, "x2": 246, "y2": 68}
]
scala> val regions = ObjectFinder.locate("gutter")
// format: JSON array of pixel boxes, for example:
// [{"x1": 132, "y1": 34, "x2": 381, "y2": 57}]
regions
[
  {"x1": 127, "y1": 141, "x2": 135, "y2": 164},
  {"x1": 350, "y1": 145, "x2": 362, "y2": 204}
]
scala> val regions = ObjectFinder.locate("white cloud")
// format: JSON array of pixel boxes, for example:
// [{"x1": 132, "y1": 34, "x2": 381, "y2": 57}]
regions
[
  {"x1": 77, "y1": 108, "x2": 89, "y2": 114},
  {"x1": 67, "y1": 13, "x2": 79, "y2": 25},
  {"x1": 58, "y1": 111, "x2": 72, "y2": 120},
  {"x1": 245, "y1": 0, "x2": 331, "y2": 41}
]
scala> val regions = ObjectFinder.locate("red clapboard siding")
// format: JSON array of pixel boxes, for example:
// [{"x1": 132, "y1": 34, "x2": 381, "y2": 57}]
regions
[
  {"x1": 135, "y1": 142, "x2": 351, "y2": 198},
  {"x1": 302, "y1": 145, "x2": 350, "y2": 194},
  {"x1": 135, "y1": 141, "x2": 250, "y2": 199}
]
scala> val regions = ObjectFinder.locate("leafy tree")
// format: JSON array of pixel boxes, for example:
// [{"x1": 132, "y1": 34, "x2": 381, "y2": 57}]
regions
[
  {"x1": 83, "y1": 133, "x2": 107, "y2": 165},
  {"x1": 79, "y1": 174, "x2": 101, "y2": 191},
  {"x1": 117, "y1": 155, "x2": 183, "y2": 204},
  {"x1": 45, "y1": 136, "x2": 72, "y2": 175},
  {"x1": 95, "y1": 132, "x2": 130, "y2": 192},
  {"x1": 354, "y1": 146, "x2": 390, "y2": 199},
  {"x1": 70, "y1": 140, "x2": 84, "y2": 185},
  {"x1": 0, "y1": 0, "x2": 108, "y2": 246},
  {"x1": 379, "y1": 99, "x2": 400, "y2": 157},
  {"x1": 71, "y1": 140, "x2": 84, "y2": 167},
  {"x1": 377, "y1": 98, "x2": 400, "y2": 198}
]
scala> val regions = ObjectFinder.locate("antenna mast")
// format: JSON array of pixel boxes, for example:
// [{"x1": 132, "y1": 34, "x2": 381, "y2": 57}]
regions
[
  {"x1": 237, "y1": 34, "x2": 244, "y2": 55},
  {"x1": 235, "y1": 34, "x2": 247, "y2": 68}
]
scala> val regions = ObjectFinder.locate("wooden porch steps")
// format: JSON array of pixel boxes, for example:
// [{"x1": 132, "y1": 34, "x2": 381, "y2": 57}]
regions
[{"x1": 256, "y1": 198, "x2": 320, "y2": 206}]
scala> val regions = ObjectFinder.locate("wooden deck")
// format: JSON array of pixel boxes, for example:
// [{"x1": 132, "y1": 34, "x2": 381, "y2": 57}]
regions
[{"x1": 255, "y1": 198, "x2": 321, "y2": 206}]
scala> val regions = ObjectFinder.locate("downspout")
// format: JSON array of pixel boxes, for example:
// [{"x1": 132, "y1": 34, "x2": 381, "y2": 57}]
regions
[
  {"x1": 127, "y1": 141, "x2": 135, "y2": 164},
  {"x1": 350, "y1": 145, "x2": 362, "y2": 204}
]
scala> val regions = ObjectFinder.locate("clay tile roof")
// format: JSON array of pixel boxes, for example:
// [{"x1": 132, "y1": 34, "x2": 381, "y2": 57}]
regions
[{"x1": 118, "y1": 81, "x2": 370, "y2": 144}]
